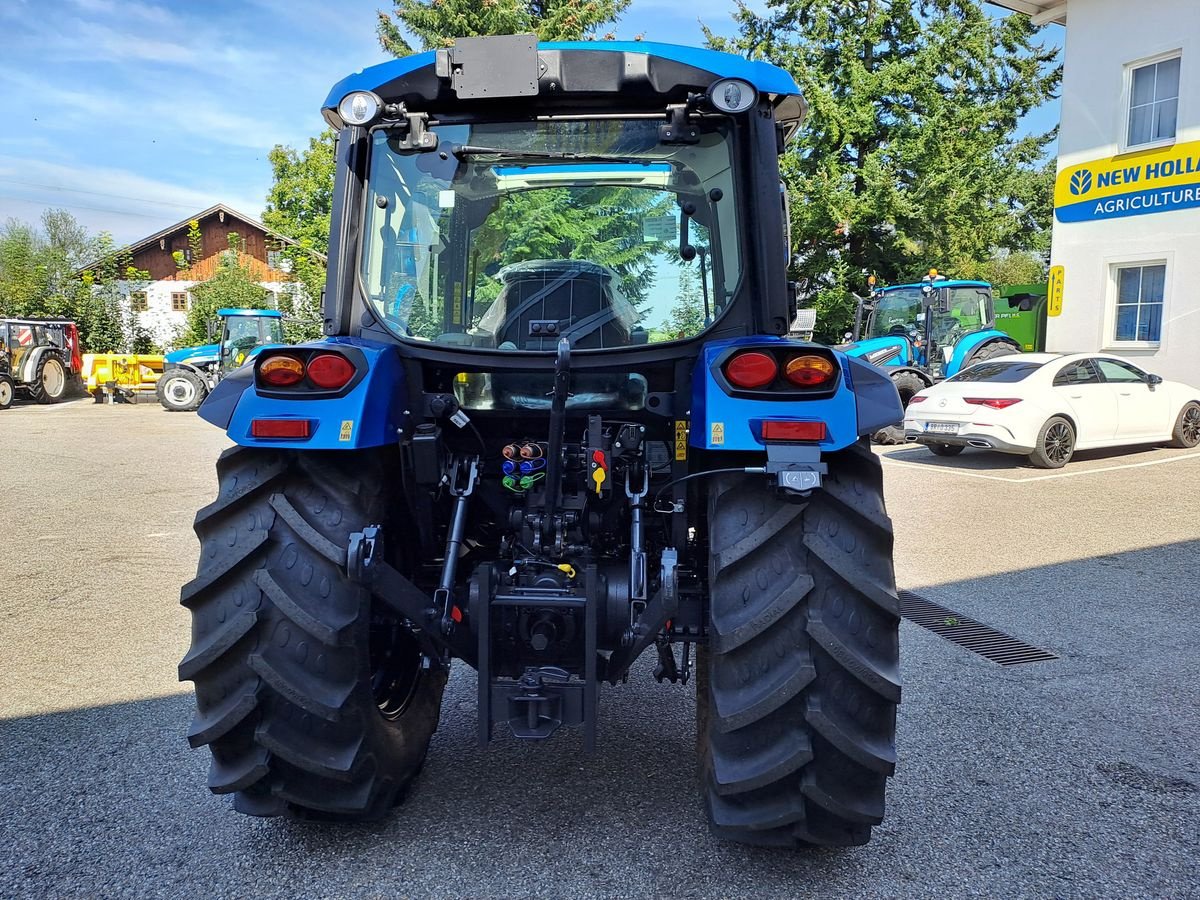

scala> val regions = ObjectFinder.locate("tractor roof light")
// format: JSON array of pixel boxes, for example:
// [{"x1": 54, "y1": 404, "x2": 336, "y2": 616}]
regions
[
  {"x1": 724, "y1": 350, "x2": 778, "y2": 389},
  {"x1": 338, "y1": 90, "x2": 382, "y2": 127},
  {"x1": 783, "y1": 354, "x2": 836, "y2": 387},
  {"x1": 709, "y1": 78, "x2": 757, "y2": 113},
  {"x1": 259, "y1": 354, "x2": 305, "y2": 387}
]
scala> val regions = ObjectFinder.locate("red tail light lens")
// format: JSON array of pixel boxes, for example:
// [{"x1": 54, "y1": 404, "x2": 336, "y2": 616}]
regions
[
  {"x1": 783, "y1": 354, "x2": 836, "y2": 387},
  {"x1": 306, "y1": 353, "x2": 355, "y2": 390},
  {"x1": 724, "y1": 351, "x2": 778, "y2": 389},
  {"x1": 964, "y1": 397, "x2": 1022, "y2": 409},
  {"x1": 908, "y1": 396, "x2": 927, "y2": 404},
  {"x1": 251, "y1": 418, "x2": 312, "y2": 439},
  {"x1": 259, "y1": 354, "x2": 305, "y2": 387},
  {"x1": 762, "y1": 420, "x2": 827, "y2": 442}
]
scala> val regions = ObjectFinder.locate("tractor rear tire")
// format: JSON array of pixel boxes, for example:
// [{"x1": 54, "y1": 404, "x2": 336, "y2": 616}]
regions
[
  {"x1": 180, "y1": 446, "x2": 446, "y2": 820},
  {"x1": 965, "y1": 340, "x2": 1021, "y2": 368},
  {"x1": 872, "y1": 371, "x2": 926, "y2": 445},
  {"x1": 28, "y1": 353, "x2": 68, "y2": 404},
  {"x1": 0, "y1": 374, "x2": 13, "y2": 410},
  {"x1": 157, "y1": 370, "x2": 208, "y2": 412},
  {"x1": 698, "y1": 439, "x2": 900, "y2": 847}
]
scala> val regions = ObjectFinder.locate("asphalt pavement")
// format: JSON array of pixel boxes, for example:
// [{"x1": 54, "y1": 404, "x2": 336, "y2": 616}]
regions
[{"x1": 1, "y1": 399, "x2": 1197, "y2": 899}]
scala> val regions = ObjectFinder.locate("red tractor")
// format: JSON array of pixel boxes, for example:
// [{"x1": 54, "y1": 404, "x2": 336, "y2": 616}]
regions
[{"x1": 0, "y1": 318, "x2": 84, "y2": 410}]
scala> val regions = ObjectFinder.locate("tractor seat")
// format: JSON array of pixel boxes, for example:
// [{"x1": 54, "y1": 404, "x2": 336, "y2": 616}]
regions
[{"x1": 476, "y1": 260, "x2": 644, "y2": 351}]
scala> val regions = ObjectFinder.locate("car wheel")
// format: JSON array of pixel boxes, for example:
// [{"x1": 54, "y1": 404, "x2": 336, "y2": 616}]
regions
[
  {"x1": 1028, "y1": 416, "x2": 1074, "y2": 469},
  {"x1": 928, "y1": 443, "x2": 964, "y2": 457},
  {"x1": 1167, "y1": 401, "x2": 1200, "y2": 449}
]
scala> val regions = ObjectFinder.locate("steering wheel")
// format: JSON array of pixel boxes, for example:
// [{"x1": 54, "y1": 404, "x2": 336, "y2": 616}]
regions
[{"x1": 887, "y1": 324, "x2": 910, "y2": 336}]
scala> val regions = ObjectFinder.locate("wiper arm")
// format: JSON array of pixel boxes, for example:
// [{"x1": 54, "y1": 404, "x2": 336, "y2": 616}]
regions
[{"x1": 452, "y1": 144, "x2": 643, "y2": 164}]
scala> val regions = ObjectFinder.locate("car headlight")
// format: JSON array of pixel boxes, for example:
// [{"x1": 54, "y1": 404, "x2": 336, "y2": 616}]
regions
[{"x1": 338, "y1": 91, "x2": 382, "y2": 127}]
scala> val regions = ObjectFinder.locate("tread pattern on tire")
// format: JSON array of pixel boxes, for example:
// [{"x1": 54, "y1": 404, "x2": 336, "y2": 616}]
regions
[
  {"x1": 180, "y1": 446, "x2": 445, "y2": 819},
  {"x1": 27, "y1": 352, "x2": 68, "y2": 404},
  {"x1": 699, "y1": 439, "x2": 900, "y2": 847}
]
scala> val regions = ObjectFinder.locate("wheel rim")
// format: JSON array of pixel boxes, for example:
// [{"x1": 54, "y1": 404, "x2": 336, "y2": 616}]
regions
[
  {"x1": 1045, "y1": 422, "x2": 1073, "y2": 463},
  {"x1": 166, "y1": 377, "x2": 196, "y2": 406},
  {"x1": 43, "y1": 359, "x2": 65, "y2": 397},
  {"x1": 369, "y1": 609, "x2": 423, "y2": 721},
  {"x1": 0, "y1": 381, "x2": 11, "y2": 405},
  {"x1": 1183, "y1": 406, "x2": 1200, "y2": 445}
]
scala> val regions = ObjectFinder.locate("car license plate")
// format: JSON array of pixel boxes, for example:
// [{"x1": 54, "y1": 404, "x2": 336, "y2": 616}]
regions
[{"x1": 925, "y1": 422, "x2": 958, "y2": 435}]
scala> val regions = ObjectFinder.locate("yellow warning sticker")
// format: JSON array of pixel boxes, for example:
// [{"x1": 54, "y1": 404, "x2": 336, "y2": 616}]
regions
[
  {"x1": 339, "y1": 420, "x2": 354, "y2": 442},
  {"x1": 674, "y1": 419, "x2": 688, "y2": 460},
  {"x1": 710, "y1": 422, "x2": 725, "y2": 445}
]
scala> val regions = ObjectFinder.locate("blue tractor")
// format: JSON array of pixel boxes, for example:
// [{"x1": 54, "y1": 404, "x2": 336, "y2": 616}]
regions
[
  {"x1": 156, "y1": 308, "x2": 284, "y2": 411},
  {"x1": 841, "y1": 271, "x2": 1023, "y2": 442},
  {"x1": 178, "y1": 37, "x2": 903, "y2": 848}
]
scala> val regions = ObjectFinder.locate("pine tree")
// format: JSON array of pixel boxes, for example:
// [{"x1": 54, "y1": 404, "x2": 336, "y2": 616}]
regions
[
  {"x1": 706, "y1": 0, "x2": 1060, "y2": 341},
  {"x1": 377, "y1": 0, "x2": 630, "y2": 54}
]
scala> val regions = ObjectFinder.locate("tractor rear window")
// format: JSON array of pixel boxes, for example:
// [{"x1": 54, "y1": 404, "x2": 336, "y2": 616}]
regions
[
  {"x1": 949, "y1": 361, "x2": 1043, "y2": 382},
  {"x1": 359, "y1": 119, "x2": 740, "y2": 351}
]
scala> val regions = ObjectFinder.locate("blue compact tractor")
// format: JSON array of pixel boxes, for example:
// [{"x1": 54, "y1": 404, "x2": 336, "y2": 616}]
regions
[
  {"x1": 157, "y1": 308, "x2": 284, "y2": 411},
  {"x1": 179, "y1": 37, "x2": 903, "y2": 848},
  {"x1": 842, "y1": 272, "x2": 1022, "y2": 441}
]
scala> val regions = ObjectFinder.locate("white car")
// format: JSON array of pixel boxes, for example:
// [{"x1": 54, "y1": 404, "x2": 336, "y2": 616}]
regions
[{"x1": 902, "y1": 352, "x2": 1200, "y2": 468}]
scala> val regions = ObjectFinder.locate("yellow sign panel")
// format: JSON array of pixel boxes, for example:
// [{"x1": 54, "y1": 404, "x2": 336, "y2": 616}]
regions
[
  {"x1": 674, "y1": 419, "x2": 688, "y2": 460},
  {"x1": 339, "y1": 420, "x2": 354, "y2": 442},
  {"x1": 1054, "y1": 139, "x2": 1200, "y2": 223},
  {"x1": 710, "y1": 422, "x2": 725, "y2": 446},
  {"x1": 1047, "y1": 266, "x2": 1064, "y2": 318}
]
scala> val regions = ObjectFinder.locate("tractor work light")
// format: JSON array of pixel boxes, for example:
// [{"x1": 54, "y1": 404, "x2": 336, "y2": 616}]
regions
[
  {"x1": 306, "y1": 353, "x2": 355, "y2": 390},
  {"x1": 709, "y1": 78, "x2": 757, "y2": 113},
  {"x1": 783, "y1": 354, "x2": 836, "y2": 387},
  {"x1": 259, "y1": 354, "x2": 305, "y2": 387},
  {"x1": 761, "y1": 420, "x2": 827, "y2": 442},
  {"x1": 338, "y1": 90, "x2": 382, "y2": 126},
  {"x1": 724, "y1": 350, "x2": 778, "y2": 389},
  {"x1": 250, "y1": 418, "x2": 312, "y2": 439}
]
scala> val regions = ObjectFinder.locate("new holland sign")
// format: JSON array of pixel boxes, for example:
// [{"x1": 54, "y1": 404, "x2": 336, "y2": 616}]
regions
[{"x1": 1054, "y1": 139, "x2": 1200, "y2": 223}]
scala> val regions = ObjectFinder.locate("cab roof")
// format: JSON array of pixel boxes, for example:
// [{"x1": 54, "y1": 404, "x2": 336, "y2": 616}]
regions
[
  {"x1": 219, "y1": 308, "x2": 282, "y2": 318},
  {"x1": 882, "y1": 280, "x2": 991, "y2": 291}
]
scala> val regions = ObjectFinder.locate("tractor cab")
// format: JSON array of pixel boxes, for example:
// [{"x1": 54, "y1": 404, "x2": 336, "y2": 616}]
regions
[{"x1": 217, "y1": 308, "x2": 284, "y2": 371}]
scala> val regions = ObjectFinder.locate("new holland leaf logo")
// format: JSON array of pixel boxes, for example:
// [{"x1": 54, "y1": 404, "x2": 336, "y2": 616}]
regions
[{"x1": 1070, "y1": 170, "x2": 1093, "y2": 196}]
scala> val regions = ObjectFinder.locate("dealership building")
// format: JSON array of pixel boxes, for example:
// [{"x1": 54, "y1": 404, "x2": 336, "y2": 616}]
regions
[{"x1": 997, "y1": 0, "x2": 1199, "y2": 384}]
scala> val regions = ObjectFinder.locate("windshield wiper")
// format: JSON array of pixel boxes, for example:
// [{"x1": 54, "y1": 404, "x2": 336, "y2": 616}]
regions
[{"x1": 451, "y1": 144, "x2": 646, "y2": 164}]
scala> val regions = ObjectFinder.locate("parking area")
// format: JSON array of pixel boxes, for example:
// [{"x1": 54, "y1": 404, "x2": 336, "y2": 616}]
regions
[{"x1": 1, "y1": 402, "x2": 1198, "y2": 899}]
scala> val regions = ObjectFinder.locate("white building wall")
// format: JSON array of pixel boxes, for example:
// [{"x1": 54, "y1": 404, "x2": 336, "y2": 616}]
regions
[
  {"x1": 1050, "y1": 0, "x2": 1200, "y2": 386},
  {"x1": 131, "y1": 280, "x2": 291, "y2": 350}
]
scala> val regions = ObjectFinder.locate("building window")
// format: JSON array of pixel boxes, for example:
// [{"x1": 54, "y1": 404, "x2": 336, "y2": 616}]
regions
[
  {"x1": 130, "y1": 291, "x2": 148, "y2": 312},
  {"x1": 1113, "y1": 263, "x2": 1166, "y2": 343},
  {"x1": 1127, "y1": 55, "x2": 1180, "y2": 147},
  {"x1": 171, "y1": 292, "x2": 189, "y2": 312},
  {"x1": 267, "y1": 248, "x2": 283, "y2": 270}
]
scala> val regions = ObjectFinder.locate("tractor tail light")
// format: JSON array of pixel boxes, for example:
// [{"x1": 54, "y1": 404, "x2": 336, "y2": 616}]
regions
[
  {"x1": 762, "y1": 420, "x2": 827, "y2": 442},
  {"x1": 306, "y1": 353, "x2": 355, "y2": 390},
  {"x1": 251, "y1": 418, "x2": 312, "y2": 439},
  {"x1": 724, "y1": 351, "x2": 779, "y2": 389},
  {"x1": 964, "y1": 397, "x2": 1022, "y2": 409},
  {"x1": 784, "y1": 354, "x2": 836, "y2": 387},
  {"x1": 259, "y1": 354, "x2": 305, "y2": 387}
]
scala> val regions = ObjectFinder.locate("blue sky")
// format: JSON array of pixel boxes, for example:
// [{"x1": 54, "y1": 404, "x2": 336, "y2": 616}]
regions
[{"x1": 0, "y1": 0, "x2": 1063, "y2": 245}]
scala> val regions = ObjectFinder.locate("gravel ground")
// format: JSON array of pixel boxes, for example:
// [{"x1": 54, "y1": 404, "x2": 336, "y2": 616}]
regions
[{"x1": 1, "y1": 400, "x2": 1197, "y2": 899}]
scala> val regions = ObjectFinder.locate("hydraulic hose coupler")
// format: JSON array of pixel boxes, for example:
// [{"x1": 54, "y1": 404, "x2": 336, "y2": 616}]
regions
[{"x1": 520, "y1": 442, "x2": 543, "y2": 460}]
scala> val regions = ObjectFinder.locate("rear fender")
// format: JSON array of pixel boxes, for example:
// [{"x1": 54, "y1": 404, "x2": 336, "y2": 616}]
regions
[
  {"x1": 947, "y1": 330, "x2": 1019, "y2": 375},
  {"x1": 198, "y1": 337, "x2": 405, "y2": 450},
  {"x1": 690, "y1": 337, "x2": 902, "y2": 453}
]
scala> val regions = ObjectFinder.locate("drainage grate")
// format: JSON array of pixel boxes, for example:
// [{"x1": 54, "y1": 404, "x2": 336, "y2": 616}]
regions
[{"x1": 898, "y1": 590, "x2": 1059, "y2": 666}]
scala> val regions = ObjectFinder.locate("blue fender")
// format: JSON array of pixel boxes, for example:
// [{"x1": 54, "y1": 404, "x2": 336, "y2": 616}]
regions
[
  {"x1": 690, "y1": 337, "x2": 902, "y2": 454},
  {"x1": 840, "y1": 335, "x2": 914, "y2": 369},
  {"x1": 197, "y1": 337, "x2": 405, "y2": 450},
  {"x1": 946, "y1": 330, "x2": 1020, "y2": 377}
]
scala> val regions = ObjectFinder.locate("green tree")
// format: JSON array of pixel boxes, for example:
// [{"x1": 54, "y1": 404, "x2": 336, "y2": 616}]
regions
[
  {"x1": 182, "y1": 234, "x2": 269, "y2": 346},
  {"x1": 661, "y1": 264, "x2": 705, "y2": 338},
  {"x1": 707, "y1": 0, "x2": 1060, "y2": 342},
  {"x1": 78, "y1": 232, "x2": 151, "y2": 353},
  {"x1": 377, "y1": 0, "x2": 630, "y2": 53}
]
